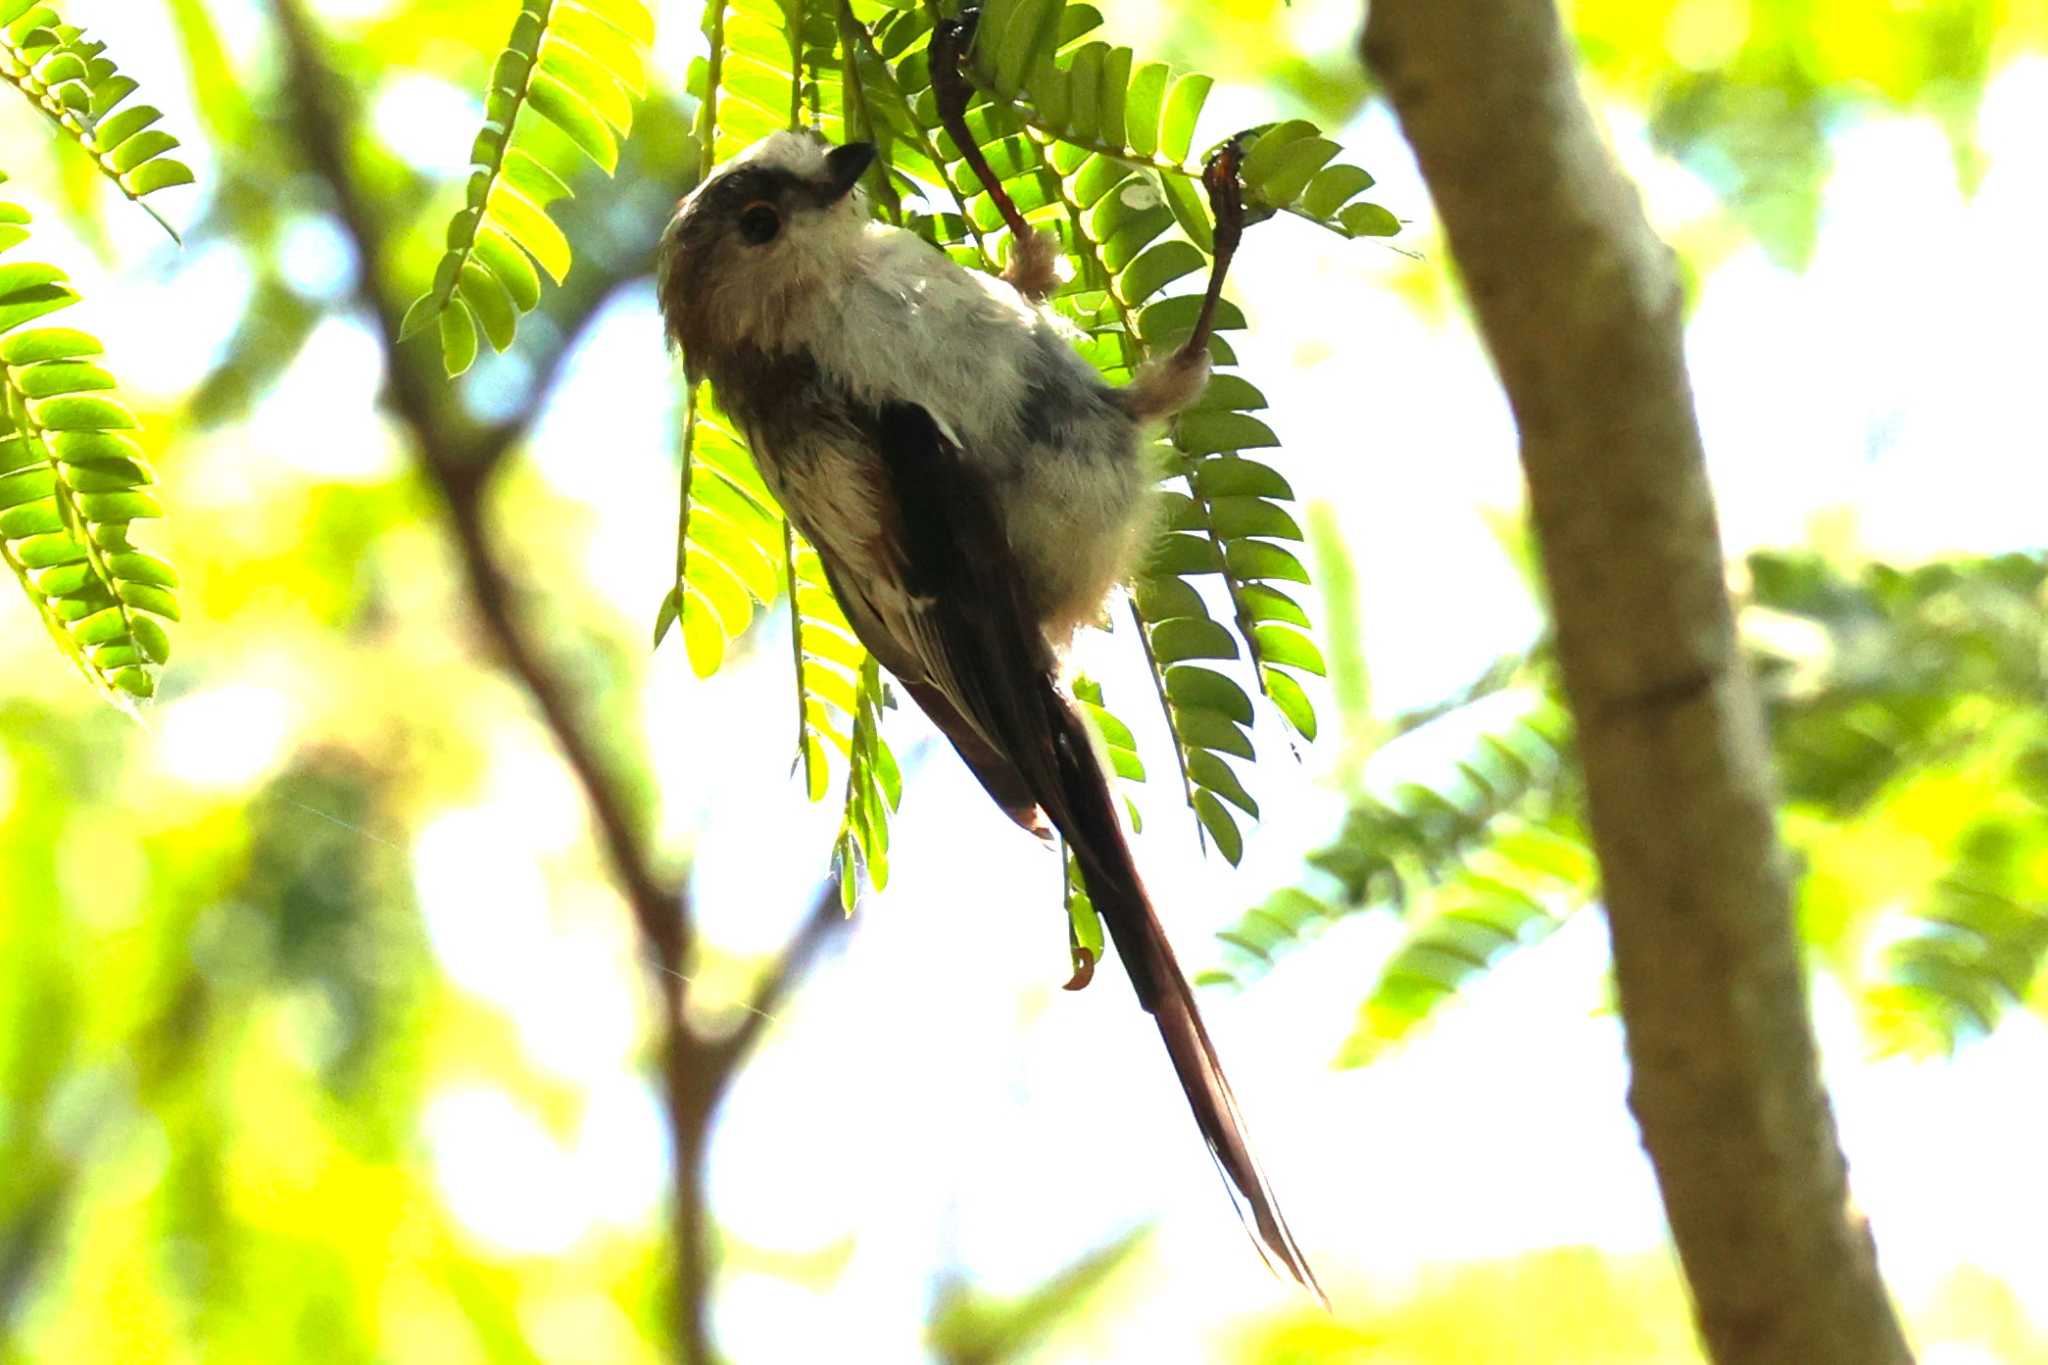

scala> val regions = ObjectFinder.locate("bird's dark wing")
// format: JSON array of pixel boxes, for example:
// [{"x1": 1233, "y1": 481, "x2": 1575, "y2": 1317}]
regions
[
  {"x1": 803, "y1": 505, "x2": 1050, "y2": 836},
  {"x1": 837, "y1": 397, "x2": 1322, "y2": 1299}
]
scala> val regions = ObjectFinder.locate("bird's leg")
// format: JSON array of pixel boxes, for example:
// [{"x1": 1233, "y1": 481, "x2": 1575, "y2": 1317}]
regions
[
  {"x1": 931, "y1": 8, "x2": 1059, "y2": 301},
  {"x1": 1179, "y1": 133, "x2": 1250, "y2": 367},
  {"x1": 1122, "y1": 134, "x2": 1252, "y2": 421}
]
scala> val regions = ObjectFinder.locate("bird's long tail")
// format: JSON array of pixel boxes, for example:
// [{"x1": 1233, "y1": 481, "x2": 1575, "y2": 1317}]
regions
[
  {"x1": 860, "y1": 399, "x2": 1316, "y2": 1292},
  {"x1": 1038, "y1": 684, "x2": 1324, "y2": 1301}
]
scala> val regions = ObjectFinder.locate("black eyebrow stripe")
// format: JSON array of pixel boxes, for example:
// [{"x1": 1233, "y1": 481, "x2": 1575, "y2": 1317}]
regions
[{"x1": 709, "y1": 166, "x2": 807, "y2": 208}]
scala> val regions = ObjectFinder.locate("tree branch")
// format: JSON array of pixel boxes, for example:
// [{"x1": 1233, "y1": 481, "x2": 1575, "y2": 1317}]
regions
[
  {"x1": 713, "y1": 874, "x2": 848, "y2": 1070},
  {"x1": 1360, "y1": 4, "x2": 1912, "y2": 1362},
  {"x1": 266, "y1": 10, "x2": 857, "y2": 1357},
  {"x1": 269, "y1": 0, "x2": 684, "y2": 968}
]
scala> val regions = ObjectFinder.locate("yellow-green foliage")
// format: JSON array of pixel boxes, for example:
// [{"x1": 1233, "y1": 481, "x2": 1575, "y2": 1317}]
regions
[{"x1": 0, "y1": 182, "x2": 173, "y2": 704}]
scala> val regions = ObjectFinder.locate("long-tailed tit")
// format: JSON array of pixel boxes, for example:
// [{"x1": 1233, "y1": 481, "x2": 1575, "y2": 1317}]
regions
[{"x1": 657, "y1": 26, "x2": 1317, "y2": 1295}]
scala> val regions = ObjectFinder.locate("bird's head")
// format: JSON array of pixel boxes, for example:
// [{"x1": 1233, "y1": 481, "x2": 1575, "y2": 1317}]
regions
[{"x1": 658, "y1": 131, "x2": 876, "y2": 363}]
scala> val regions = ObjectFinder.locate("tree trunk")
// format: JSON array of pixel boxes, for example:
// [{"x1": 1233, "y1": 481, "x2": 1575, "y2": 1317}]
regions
[{"x1": 1359, "y1": 4, "x2": 1914, "y2": 1361}]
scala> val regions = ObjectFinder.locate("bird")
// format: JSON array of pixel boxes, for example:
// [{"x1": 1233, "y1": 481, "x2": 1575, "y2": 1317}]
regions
[{"x1": 656, "y1": 38, "x2": 1318, "y2": 1296}]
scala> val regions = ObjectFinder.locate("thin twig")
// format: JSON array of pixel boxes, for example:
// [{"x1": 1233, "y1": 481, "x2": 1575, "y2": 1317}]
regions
[
  {"x1": 713, "y1": 875, "x2": 847, "y2": 1068},
  {"x1": 268, "y1": 9, "x2": 859, "y2": 1357},
  {"x1": 269, "y1": 0, "x2": 684, "y2": 967}
]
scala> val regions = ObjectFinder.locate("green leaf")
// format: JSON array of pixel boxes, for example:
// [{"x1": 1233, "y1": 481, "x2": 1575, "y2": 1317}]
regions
[
  {"x1": 1192, "y1": 455, "x2": 1290, "y2": 499},
  {"x1": 1157, "y1": 169, "x2": 1211, "y2": 253},
  {"x1": 458, "y1": 259, "x2": 518, "y2": 352},
  {"x1": 679, "y1": 590, "x2": 725, "y2": 675},
  {"x1": 1165, "y1": 665, "x2": 1253, "y2": 725},
  {"x1": 1124, "y1": 61, "x2": 1168, "y2": 160},
  {"x1": 92, "y1": 103, "x2": 162, "y2": 152},
  {"x1": 1139, "y1": 293, "x2": 1244, "y2": 351},
  {"x1": 115, "y1": 581, "x2": 177, "y2": 619},
  {"x1": 108, "y1": 665, "x2": 152, "y2": 697},
  {"x1": 1174, "y1": 705, "x2": 1254, "y2": 759},
  {"x1": 107, "y1": 549, "x2": 175, "y2": 587},
  {"x1": 1159, "y1": 72, "x2": 1211, "y2": 162},
  {"x1": 104, "y1": 127, "x2": 180, "y2": 176},
  {"x1": 1116, "y1": 239, "x2": 1203, "y2": 306},
  {"x1": 472, "y1": 228, "x2": 542, "y2": 312},
  {"x1": 398, "y1": 293, "x2": 438, "y2": 342},
  {"x1": 0, "y1": 501, "x2": 62, "y2": 538},
  {"x1": 35, "y1": 395, "x2": 136, "y2": 431},
  {"x1": 1225, "y1": 540, "x2": 1312, "y2": 584},
  {"x1": 1066, "y1": 42, "x2": 1105, "y2": 141},
  {"x1": 0, "y1": 468, "x2": 51, "y2": 508},
  {"x1": 1240, "y1": 583, "x2": 1310, "y2": 628},
  {"x1": 538, "y1": 39, "x2": 634, "y2": 134},
  {"x1": 553, "y1": 8, "x2": 647, "y2": 95},
  {"x1": 77, "y1": 490, "x2": 159, "y2": 522},
  {"x1": 1248, "y1": 136, "x2": 1339, "y2": 209},
  {"x1": 573, "y1": 0, "x2": 654, "y2": 45},
  {"x1": 14, "y1": 360, "x2": 114, "y2": 397},
  {"x1": 501, "y1": 148, "x2": 573, "y2": 207},
  {"x1": 1056, "y1": 4, "x2": 1102, "y2": 47},
  {"x1": 438, "y1": 297, "x2": 479, "y2": 376},
  {"x1": 1193, "y1": 790, "x2": 1243, "y2": 864},
  {"x1": 130, "y1": 614, "x2": 171, "y2": 664},
  {"x1": 1176, "y1": 410, "x2": 1279, "y2": 457},
  {"x1": 16, "y1": 533, "x2": 86, "y2": 568},
  {"x1": 50, "y1": 431, "x2": 142, "y2": 468},
  {"x1": 88, "y1": 74, "x2": 139, "y2": 120},
  {"x1": 991, "y1": 0, "x2": 1063, "y2": 98},
  {"x1": 1209, "y1": 495, "x2": 1302, "y2": 541},
  {"x1": 1096, "y1": 46, "x2": 1131, "y2": 153},
  {"x1": 1151, "y1": 616, "x2": 1239, "y2": 661},
  {"x1": 487, "y1": 186, "x2": 572, "y2": 283},
  {"x1": 1133, "y1": 571, "x2": 1204, "y2": 621},
  {"x1": 1254, "y1": 625, "x2": 1326, "y2": 675},
  {"x1": 0, "y1": 326, "x2": 98, "y2": 364},
  {"x1": 1147, "y1": 531, "x2": 1221, "y2": 576},
  {"x1": 67, "y1": 460, "x2": 152, "y2": 491},
  {"x1": 1340, "y1": 201, "x2": 1401, "y2": 237},
  {"x1": 1071, "y1": 154, "x2": 1130, "y2": 209},
  {"x1": 1262, "y1": 666, "x2": 1317, "y2": 739},
  {"x1": 0, "y1": 261, "x2": 68, "y2": 295},
  {"x1": 1238, "y1": 120, "x2": 1317, "y2": 187},
  {"x1": 1189, "y1": 749, "x2": 1258, "y2": 817},
  {"x1": 528, "y1": 73, "x2": 618, "y2": 171},
  {"x1": 0, "y1": 281, "x2": 78, "y2": 334},
  {"x1": 1302, "y1": 163, "x2": 1376, "y2": 220}
]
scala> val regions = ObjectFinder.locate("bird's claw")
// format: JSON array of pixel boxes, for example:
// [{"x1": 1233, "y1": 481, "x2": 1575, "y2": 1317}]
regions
[
  {"x1": 1063, "y1": 944, "x2": 1097, "y2": 992},
  {"x1": 1202, "y1": 132, "x2": 1251, "y2": 258}
]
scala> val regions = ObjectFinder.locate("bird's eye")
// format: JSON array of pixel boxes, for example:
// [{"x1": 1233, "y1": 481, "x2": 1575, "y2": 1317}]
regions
[{"x1": 737, "y1": 201, "x2": 781, "y2": 245}]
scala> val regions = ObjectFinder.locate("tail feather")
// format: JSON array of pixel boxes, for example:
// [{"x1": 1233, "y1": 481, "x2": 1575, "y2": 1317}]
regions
[
  {"x1": 851, "y1": 396, "x2": 1318, "y2": 1292},
  {"x1": 1042, "y1": 691, "x2": 1324, "y2": 1301}
]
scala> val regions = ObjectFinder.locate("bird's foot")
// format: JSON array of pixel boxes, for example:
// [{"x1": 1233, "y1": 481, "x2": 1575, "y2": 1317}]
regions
[
  {"x1": 1063, "y1": 944, "x2": 1097, "y2": 992},
  {"x1": 1202, "y1": 132, "x2": 1251, "y2": 260}
]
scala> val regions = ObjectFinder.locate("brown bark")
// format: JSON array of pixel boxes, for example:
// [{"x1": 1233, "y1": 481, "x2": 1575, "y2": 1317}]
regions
[{"x1": 1360, "y1": 3, "x2": 1913, "y2": 1361}]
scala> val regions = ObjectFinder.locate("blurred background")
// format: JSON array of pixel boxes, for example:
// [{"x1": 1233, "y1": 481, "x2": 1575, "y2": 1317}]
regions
[{"x1": 3, "y1": 0, "x2": 2047, "y2": 1360}]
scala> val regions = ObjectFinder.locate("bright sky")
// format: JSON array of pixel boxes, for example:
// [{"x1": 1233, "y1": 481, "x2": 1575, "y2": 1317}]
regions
[{"x1": 75, "y1": 3, "x2": 2048, "y2": 1357}]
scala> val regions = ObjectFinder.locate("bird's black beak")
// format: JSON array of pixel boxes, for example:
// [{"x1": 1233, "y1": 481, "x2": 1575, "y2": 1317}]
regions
[{"x1": 822, "y1": 142, "x2": 877, "y2": 202}]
